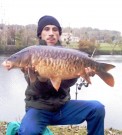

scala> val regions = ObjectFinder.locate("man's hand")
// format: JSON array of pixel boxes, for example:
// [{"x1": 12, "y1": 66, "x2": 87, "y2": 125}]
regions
[
  {"x1": 21, "y1": 66, "x2": 48, "y2": 82},
  {"x1": 85, "y1": 67, "x2": 95, "y2": 77},
  {"x1": 27, "y1": 67, "x2": 38, "y2": 83},
  {"x1": 37, "y1": 76, "x2": 48, "y2": 82}
]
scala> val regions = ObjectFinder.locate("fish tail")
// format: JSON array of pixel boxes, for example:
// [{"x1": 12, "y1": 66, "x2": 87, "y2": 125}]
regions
[
  {"x1": 96, "y1": 71, "x2": 114, "y2": 87},
  {"x1": 100, "y1": 63, "x2": 115, "y2": 71}
]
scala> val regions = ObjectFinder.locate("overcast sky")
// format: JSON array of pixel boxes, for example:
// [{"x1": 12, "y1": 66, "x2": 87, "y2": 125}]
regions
[{"x1": 0, "y1": 0, "x2": 122, "y2": 34}]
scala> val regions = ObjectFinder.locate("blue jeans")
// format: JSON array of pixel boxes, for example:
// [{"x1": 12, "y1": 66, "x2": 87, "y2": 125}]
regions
[{"x1": 18, "y1": 100, "x2": 105, "y2": 135}]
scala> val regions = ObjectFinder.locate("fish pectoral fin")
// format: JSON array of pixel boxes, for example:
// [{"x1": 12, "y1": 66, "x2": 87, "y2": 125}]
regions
[
  {"x1": 28, "y1": 67, "x2": 37, "y2": 83},
  {"x1": 96, "y1": 71, "x2": 114, "y2": 87},
  {"x1": 50, "y1": 77, "x2": 62, "y2": 91}
]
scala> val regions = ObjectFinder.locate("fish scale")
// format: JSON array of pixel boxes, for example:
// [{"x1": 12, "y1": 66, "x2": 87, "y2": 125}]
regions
[{"x1": 1, "y1": 45, "x2": 115, "y2": 91}]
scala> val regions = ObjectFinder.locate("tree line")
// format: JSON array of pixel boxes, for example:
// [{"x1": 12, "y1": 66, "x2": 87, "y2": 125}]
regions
[
  {"x1": 0, "y1": 24, "x2": 122, "y2": 54},
  {"x1": 63, "y1": 27, "x2": 122, "y2": 43}
]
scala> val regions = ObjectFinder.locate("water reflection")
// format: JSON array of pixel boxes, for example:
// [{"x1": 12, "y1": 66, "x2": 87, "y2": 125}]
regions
[
  {"x1": 0, "y1": 55, "x2": 122, "y2": 130},
  {"x1": 94, "y1": 55, "x2": 122, "y2": 62}
]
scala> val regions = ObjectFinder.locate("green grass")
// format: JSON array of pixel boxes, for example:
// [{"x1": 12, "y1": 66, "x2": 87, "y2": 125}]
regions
[
  {"x1": 66, "y1": 42, "x2": 122, "y2": 54},
  {"x1": 63, "y1": 42, "x2": 122, "y2": 51},
  {"x1": 99, "y1": 43, "x2": 122, "y2": 51}
]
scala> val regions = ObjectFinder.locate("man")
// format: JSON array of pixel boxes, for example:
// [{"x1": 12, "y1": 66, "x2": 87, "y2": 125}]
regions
[{"x1": 18, "y1": 15, "x2": 105, "y2": 135}]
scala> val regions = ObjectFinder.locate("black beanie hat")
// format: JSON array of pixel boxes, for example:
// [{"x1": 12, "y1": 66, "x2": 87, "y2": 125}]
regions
[{"x1": 37, "y1": 15, "x2": 62, "y2": 37}]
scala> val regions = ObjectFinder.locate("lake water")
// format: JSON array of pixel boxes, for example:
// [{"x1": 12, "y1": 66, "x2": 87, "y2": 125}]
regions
[{"x1": 0, "y1": 54, "x2": 122, "y2": 130}]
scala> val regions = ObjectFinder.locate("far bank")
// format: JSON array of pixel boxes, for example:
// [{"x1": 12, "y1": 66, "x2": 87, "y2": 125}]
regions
[{"x1": 0, "y1": 43, "x2": 122, "y2": 56}]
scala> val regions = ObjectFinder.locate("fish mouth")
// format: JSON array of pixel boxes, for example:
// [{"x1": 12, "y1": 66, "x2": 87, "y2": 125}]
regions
[{"x1": 1, "y1": 61, "x2": 13, "y2": 70}]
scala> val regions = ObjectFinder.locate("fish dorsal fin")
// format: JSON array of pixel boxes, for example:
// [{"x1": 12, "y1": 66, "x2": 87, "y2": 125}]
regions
[{"x1": 50, "y1": 77, "x2": 62, "y2": 91}]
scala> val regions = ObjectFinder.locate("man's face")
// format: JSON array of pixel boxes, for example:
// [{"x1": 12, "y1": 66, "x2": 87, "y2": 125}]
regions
[{"x1": 40, "y1": 25, "x2": 60, "y2": 45}]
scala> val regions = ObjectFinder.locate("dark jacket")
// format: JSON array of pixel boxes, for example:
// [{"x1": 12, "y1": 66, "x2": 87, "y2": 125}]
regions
[
  {"x1": 24, "y1": 40, "x2": 78, "y2": 112},
  {"x1": 25, "y1": 76, "x2": 77, "y2": 112}
]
